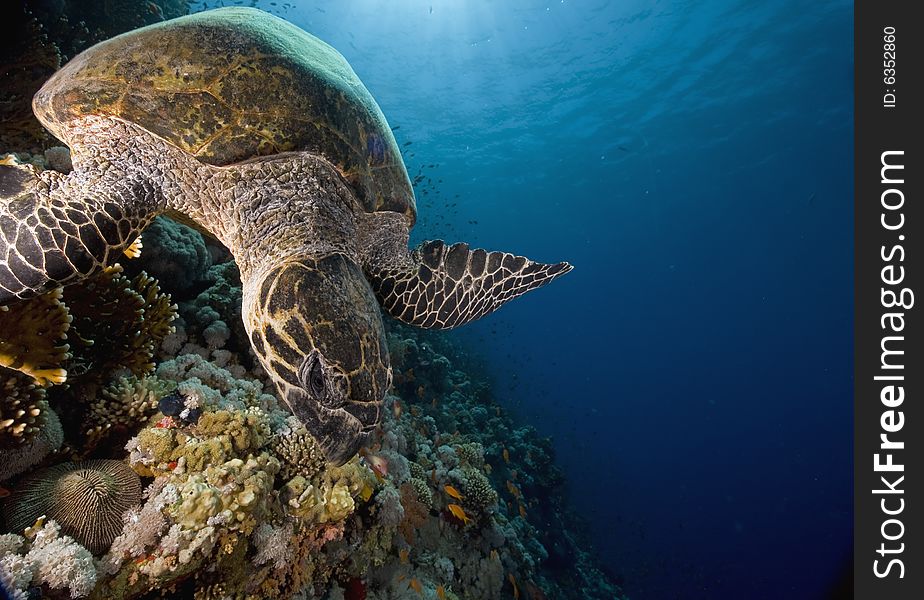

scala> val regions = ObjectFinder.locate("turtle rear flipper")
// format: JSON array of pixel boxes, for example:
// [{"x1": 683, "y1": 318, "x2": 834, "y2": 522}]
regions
[
  {"x1": 0, "y1": 158, "x2": 152, "y2": 304},
  {"x1": 360, "y1": 211, "x2": 572, "y2": 329}
]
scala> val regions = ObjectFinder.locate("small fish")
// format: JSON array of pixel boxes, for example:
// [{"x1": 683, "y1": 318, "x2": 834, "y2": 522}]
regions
[
  {"x1": 360, "y1": 484, "x2": 374, "y2": 502},
  {"x1": 399, "y1": 548, "x2": 410, "y2": 564},
  {"x1": 409, "y1": 578, "x2": 423, "y2": 594},
  {"x1": 484, "y1": 463, "x2": 493, "y2": 474},
  {"x1": 444, "y1": 484, "x2": 464, "y2": 501},
  {"x1": 436, "y1": 585, "x2": 447, "y2": 600},
  {"x1": 360, "y1": 448, "x2": 389, "y2": 480},
  {"x1": 509, "y1": 573, "x2": 520, "y2": 599},
  {"x1": 447, "y1": 503, "x2": 472, "y2": 525},
  {"x1": 506, "y1": 481, "x2": 520, "y2": 498},
  {"x1": 392, "y1": 125, "x2": 401, "y2": 131},
  {"x1": 146, "y1": 2, "x2": 163, "y2": 18},
  {"x1": 430, "y1": 468, "x2": 438, "y2": 483},
  {"x1": 393, "y1": 399, "x2": 403, "y2": 419},
  {"x1": 518, "y1": 503, "x2": 527, "y2": 519},
  {"x1": 490, "y1": 549, "x2": 500, "y2": 561},
  {"x1": 0, "y1": 486, "x2": 10, "y2": 499},
  {"x1": 416, "y1": 385, "x2": 425, "y2": 399},
  {"x1": 403, "y1": 141, "x2": 413, "y2": 147},
  {"x1": 502, "y1": 448, "x2": 510, "y2": 463},
  {"x1": 510, "y1": 470, "x2": 518, "y2": 480}
]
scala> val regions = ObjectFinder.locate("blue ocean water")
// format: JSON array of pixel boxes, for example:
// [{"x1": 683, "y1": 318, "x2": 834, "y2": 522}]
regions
[{"x1": 216, "y1": 2, "x2": 855, "y2": 598}]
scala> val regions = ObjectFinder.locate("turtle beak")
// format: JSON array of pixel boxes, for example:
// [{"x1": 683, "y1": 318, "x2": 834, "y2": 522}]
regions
[
  {"x1": 284, "y1": 387, "x2": 377, "y2": 465},
  {"x1": 343, "y1": 399, "x2": 381, "y2": 433}
]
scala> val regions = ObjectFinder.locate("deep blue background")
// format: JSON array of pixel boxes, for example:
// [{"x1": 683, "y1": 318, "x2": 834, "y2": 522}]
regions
[{"x1": 199, "y1": 1, "x2": 854, "y2": 597}]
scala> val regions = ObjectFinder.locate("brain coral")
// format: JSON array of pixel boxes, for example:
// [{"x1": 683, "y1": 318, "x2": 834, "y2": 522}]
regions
[{"x1": 3, "y1": 460, "x2": 142, "y2": 554}]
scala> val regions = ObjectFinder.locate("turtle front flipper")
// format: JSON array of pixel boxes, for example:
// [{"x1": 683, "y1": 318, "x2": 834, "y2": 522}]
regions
[
  {"x1": 0, "y1": 158, "x2": 155, "y2": 304},
  {"x1": 359, "y1": 211, "x2": 572, "y2": 329}
]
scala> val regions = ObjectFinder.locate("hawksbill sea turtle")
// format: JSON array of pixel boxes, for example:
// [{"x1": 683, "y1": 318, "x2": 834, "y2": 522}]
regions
[{"x1": 0, "y1": 8, "x2": 572, "y2": 463}]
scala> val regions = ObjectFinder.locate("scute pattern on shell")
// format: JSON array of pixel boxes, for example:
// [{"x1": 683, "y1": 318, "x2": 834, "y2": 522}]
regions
[
  {"x1": 3, "y1": 459, "x2": 142, "y2": 554},
  {"x1": 33, "y1": 7, "x2": 415, "y2": 222}
]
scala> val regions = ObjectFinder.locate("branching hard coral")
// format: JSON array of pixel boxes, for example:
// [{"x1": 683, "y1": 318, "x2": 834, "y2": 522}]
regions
[
  {"x1": 3, "y1": 460, "x2": 142, "y2": 554},
  {"x1": 458, "y1": 466, "x2": 499, "y2": 514},
  {"x1": 83, "y1": 374, "x2": 174, "y2": 450},
  {"x1": 272, "y1": 416, "x2": 328, "y2": 481},
  {"x1": 0, "y1": 287, "x2": 71, "y2": 386},
  {"x1": 455, "y1": 442, "x2": 487, "y2": 470},
  {"x1": 0, "y1": 402, "x2": 63, "y2": 482},
  {"x1": 132, "y1": 271, "x2": 179, "y2": 351},
  {"x1": 408, "y1": 478, "x2": 433, "y2": 510}
]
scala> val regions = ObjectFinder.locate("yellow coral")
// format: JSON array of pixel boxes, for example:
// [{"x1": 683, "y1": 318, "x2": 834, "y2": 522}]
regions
[
  {"x1": 176, "y1": 476, "x2": 224, "y2": 528},
  {"x1": 196, "y1": 408, "x2": 270, "y2": 455},
  {"x1": 0, "y1": 288, "x2": 70, "y2": 386}
]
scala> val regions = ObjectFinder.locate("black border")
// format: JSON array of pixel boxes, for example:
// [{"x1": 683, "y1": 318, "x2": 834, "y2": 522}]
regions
[{"x1": 855, "y1": 1, "x2": 922, "y2": 597}]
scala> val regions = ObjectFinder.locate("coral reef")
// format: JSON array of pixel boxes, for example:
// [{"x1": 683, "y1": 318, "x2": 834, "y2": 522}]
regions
[{"x1": 0, "y1": 150, "x2": 619, "y2": 600}]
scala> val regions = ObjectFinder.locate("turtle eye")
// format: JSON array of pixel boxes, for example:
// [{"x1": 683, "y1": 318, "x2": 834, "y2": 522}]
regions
[
  {"x1": 299, "y1": 353, "x2": 328, "y2": 399},
  {"x1": 308, "y1": 358, "x2": 326, "y2": 398}
]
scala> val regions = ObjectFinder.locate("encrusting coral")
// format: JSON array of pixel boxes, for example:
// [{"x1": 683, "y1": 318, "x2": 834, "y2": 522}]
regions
[{"x1": 3, "y1": 460, "x2": 142, "y2": 555}]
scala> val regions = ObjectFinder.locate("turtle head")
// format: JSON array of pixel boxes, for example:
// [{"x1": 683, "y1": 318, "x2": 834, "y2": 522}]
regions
[{"x1": 245, "y1": 255, "x2": 390, "y2": 465}]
